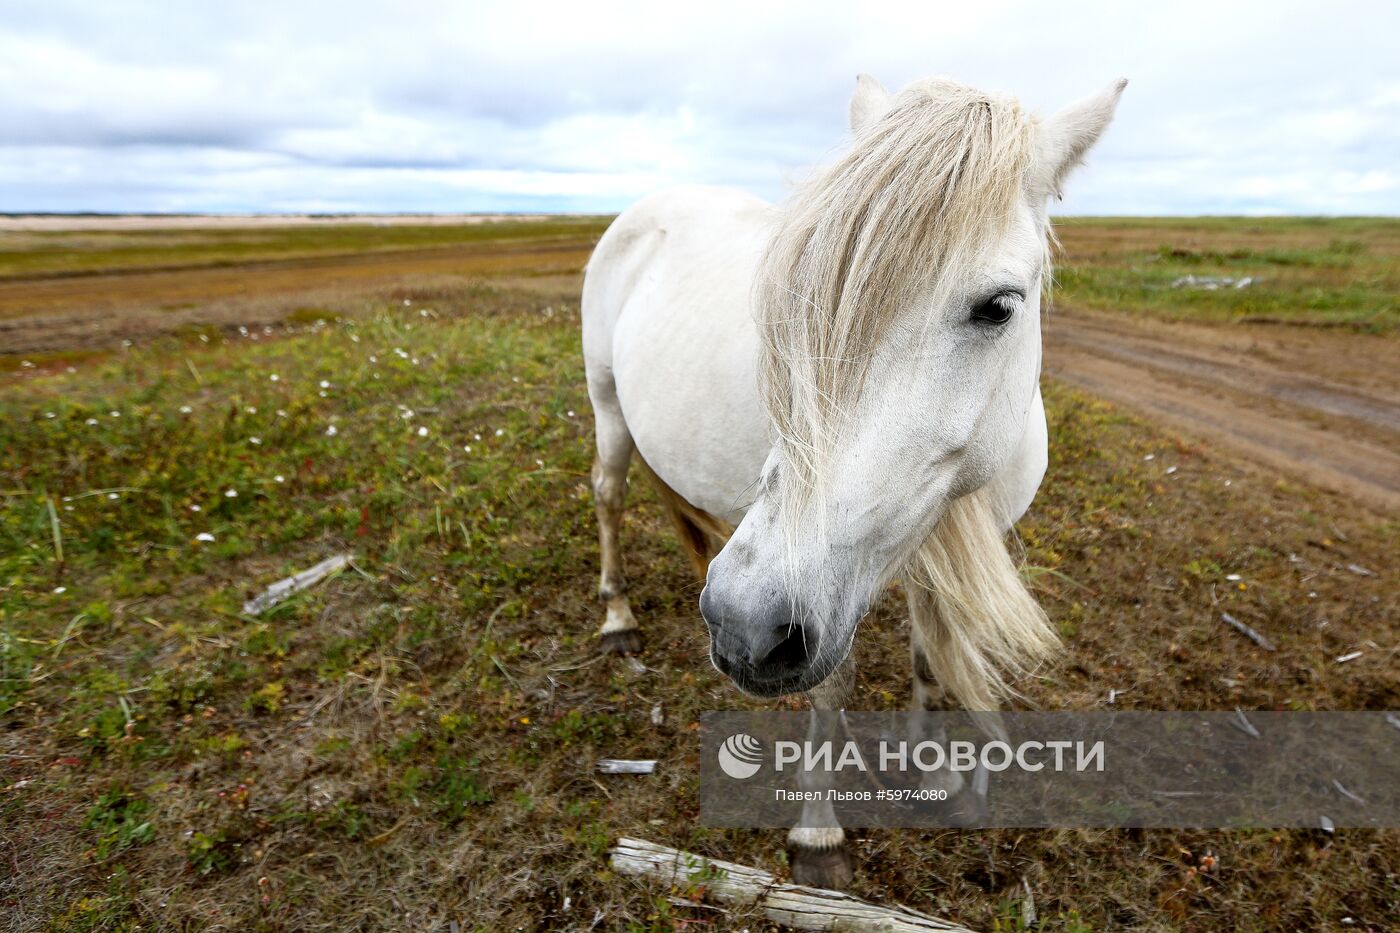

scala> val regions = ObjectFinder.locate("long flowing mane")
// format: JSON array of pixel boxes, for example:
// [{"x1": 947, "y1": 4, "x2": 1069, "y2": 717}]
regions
[{"x1": 756, "y1": 78, "x2": 1037, "y2": 517}]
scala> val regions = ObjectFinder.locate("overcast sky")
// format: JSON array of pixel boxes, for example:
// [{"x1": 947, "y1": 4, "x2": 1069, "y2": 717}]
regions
[{"x1": 2, "y1": 1, "x2": 1398, "y2": 215}]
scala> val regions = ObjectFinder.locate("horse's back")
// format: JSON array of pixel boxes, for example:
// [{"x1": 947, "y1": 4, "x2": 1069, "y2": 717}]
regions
[{"x1": 582, "y1": 186, "x2": 770, "y2": 339}]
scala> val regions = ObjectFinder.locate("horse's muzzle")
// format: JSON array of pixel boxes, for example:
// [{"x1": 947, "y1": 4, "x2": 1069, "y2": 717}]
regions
[{"x1": 700, "y1": 584, "x2": 835, "y2": 697}]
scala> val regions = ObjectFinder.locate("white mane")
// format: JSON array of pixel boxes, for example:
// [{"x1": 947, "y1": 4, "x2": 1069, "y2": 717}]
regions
[{"x1": 756, "y1": 78, "x2": 1038, "y2": 520}]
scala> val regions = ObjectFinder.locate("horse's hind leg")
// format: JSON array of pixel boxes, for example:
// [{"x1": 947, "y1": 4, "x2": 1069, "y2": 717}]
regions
[{"x1": 589, "y1": 381, "x2": 643, "y2": 655}]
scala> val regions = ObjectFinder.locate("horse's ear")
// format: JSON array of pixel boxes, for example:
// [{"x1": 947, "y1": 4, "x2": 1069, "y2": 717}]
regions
[
  {"x1": 849, "y1": 73, "x2": 893, "y2": 135},
  {"x1": 1032, "y1": 78, "x2": 1128, "y2": 201}
]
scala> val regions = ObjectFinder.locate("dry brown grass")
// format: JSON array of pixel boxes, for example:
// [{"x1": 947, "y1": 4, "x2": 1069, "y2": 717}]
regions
[{"x1": 0, "y1": 218, "x2": 1396, "y2": 932}]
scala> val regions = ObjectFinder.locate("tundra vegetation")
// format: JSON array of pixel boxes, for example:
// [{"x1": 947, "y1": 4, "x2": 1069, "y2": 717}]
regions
[{"x1": 0, "y1": 216, "x2": 1396, "y2": 930}]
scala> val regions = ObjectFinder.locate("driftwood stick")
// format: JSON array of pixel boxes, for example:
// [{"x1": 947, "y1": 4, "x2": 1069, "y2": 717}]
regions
[
  {"x1": 243, "y1": 554, "x2": 352, "y2": 615},
  {"x1": 1221, "y1": 612, "x2": 1276, "y2": 652},
  {"x1": 609, "y1": 836, "x2": 974, "y2": 932}
]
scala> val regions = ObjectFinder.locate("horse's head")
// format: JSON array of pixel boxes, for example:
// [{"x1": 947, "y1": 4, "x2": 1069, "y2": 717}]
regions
[{"x1": 702, "y1": 75, "x2": 1125, "y2": 697}]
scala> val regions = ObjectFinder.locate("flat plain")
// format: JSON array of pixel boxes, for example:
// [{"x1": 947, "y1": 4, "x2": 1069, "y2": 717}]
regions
[{"x1": 1, "y1": 215, "x2": 1396, "y2": 931}]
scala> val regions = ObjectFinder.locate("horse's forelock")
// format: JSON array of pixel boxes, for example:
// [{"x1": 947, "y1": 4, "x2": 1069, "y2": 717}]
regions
[{"x1": 755, "y1": 78, "x2": 1037, "y2": 527}]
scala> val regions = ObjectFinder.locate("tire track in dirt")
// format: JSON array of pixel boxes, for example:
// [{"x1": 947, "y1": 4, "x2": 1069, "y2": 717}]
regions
[{"x1": 1044, "y1": 309, "x2": 1400, "y2": 514}]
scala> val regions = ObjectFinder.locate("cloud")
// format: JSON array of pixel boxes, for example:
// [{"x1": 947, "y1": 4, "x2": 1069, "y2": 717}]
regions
[{"x1": 1, "y1": 0, "x2": 1397, "y2": 214}]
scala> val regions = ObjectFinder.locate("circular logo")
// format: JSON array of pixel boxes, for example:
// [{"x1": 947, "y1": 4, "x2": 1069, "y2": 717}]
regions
[{"x1": 717, "y1": 733, "x2": 764, "y2": 780}]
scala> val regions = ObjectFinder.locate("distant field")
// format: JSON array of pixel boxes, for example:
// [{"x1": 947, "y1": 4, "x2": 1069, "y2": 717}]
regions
[
  {"x1": 0, "y1": 216, "x2": 1395, "y2": 368},
  {"x1": 1, "y1": 217, "x2": 1396, "y2": 930},
  {"x1": 0, "y1": 217, "x2": 610, "y2": 280},
  {"x1": 1053, "y1": 216, "x2": 1400, "y2": 331}
]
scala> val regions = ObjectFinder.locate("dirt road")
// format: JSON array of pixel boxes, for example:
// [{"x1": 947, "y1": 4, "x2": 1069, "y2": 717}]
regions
[
  {"x1": 1044, "y1": 307, "x2": 1400, "y2": 514},
  {"x1": 2, "y1": 234, "x2": 1396, "y2": 517},
  {"x1": 0, "y1": 239, "x2": 593, "y2": 355}
]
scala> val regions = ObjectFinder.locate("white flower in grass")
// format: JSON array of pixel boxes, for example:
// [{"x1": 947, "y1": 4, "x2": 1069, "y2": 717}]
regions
[
  {"x1": 179, "y1": 405, "x2": 193, "y2": 414},
  {"x1": 246, "y1": 406, "x2": 257, "y2": 414},
  {"x1": 320, "y1": 380, "x2": 331, "y2": 389},
  {"x1": 326, "y1": 425, "x2": 338, "y2": 437},
  {"x1": 224, "y1": 489, "x2": 237, "y2": 498},
  {"x1": 53, "y1": 586, "x2": 66, "y2": 594},
  {"x1": 44, "y1": 411, "x2": 55, "y2": 419},
  {"x1": 473, "y1": 433, "x2": 481, "y2": 441},
  {"x1": 249, "y1": 437, "x2": 261, "y2": 445},
  {"x1": 274, "y1": 475, "x2": 285, "y2": 483},
  {"x1": 190, "y1": 504, "x2": 201, "y2": 512},
  {"x1": 277, "y1": 410, "x2": 288, "y2": 418},
  {"x1": 319, "y1": 390, "x2": 328, "y2": 398},
  {"x1": 417, "y1": 426, "x2": 428, "y2": 437},
  {"x1": 494, "y1": 429, "x2": 504, "y2": 437},
  {"x1": 195, "y1": 532, "x2": 215, "y2": 542},
  {"x1": 270, "y1": 374, "x2": 279, "y2": 382},
  {"x1": 463, "y1": 446, "x2": 472, "y2": 453},
  {"x1": 108, "y1": 493, "x2": 119, "y2": 500},
  {"x1": 86, "y1": 418, "x2": 99, "y2": 426},
  {"x1": 567, "y1": 410, "x2": 575, "y2": 418},
  {"x1": 110, "y1": 411, "x2": 120, "y2": 418}
]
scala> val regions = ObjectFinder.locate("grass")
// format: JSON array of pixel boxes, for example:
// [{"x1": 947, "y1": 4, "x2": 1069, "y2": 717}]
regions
[
  {"x1": 1051, "y1": 216, "x2": 1400, "y2": 331},
  {"x1": 0, "y1": 217, "x2": 611, "y2": 279},
  {"x1": 0, "y1": 218, "x2": 1397, "y2": 931}
]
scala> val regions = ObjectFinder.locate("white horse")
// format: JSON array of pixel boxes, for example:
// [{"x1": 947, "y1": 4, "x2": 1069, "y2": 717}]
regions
[{"x1": 582, "y1": 73, "x2": 1124, "y2": 886}]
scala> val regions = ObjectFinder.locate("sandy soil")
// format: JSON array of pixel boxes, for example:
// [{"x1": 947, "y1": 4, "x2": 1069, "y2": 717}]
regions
[{"x1": 1045, "y1": 307, "x2": 1400, "y2": 513}]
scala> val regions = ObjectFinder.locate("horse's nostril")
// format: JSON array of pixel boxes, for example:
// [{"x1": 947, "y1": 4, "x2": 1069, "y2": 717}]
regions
[{"x1": 755, "y1": 624, "x2": 811, "y2": 672}]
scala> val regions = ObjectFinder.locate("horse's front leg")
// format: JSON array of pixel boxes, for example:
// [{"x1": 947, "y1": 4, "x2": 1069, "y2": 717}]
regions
[
  {"x1": 908, "y1": 586, "x2": 991, "y2": 824},
  {"x1": 786, "y1": 655, "x2": 855, "y2": 888}
]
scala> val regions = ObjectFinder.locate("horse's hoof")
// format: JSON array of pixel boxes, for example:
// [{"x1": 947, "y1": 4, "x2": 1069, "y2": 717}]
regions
[
  {"x1": 945, "y1": 786, "x2": 991, "y2": 827},
  {"x1": 788, "y1": 842, "x2": 854, "y2": 889},
  {"x1": 600, "y1": 629, "x2": 643, "y2": 655}
]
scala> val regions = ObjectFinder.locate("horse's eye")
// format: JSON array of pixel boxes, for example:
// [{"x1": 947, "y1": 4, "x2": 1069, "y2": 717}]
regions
[{"x1": 970, "y1": 293, "x2": 1019, "y2": 326}]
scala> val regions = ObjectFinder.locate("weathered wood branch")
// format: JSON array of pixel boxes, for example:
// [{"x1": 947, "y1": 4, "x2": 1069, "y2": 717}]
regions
[
  {"x1": 243, "y1": 554, "x2": 352, "y2": 615},
  {"x1": 609, "y1": 836, "x2": 974, "y2": 932}
]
